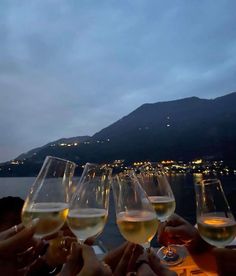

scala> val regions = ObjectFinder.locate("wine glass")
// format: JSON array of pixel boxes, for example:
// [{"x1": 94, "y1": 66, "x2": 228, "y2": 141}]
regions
[
  {"x1": 21, "y1": 156, "x2": 76, "y2": 239},
  {"x1": 67, "y1": 163, "x2": 112, "y2": 243},
  {"x1": 138, "y1": 163, "x2": 184, "y2": 265},
  {"x1": 195, "y1": 178, "x2": 236, "y2": 248},
  {"x1": 112, "y1": 170, "x2": 158, "y2": 249}
]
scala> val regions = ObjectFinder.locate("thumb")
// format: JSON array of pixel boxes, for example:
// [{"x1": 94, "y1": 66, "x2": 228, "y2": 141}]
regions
[{"x1": 81, "y1": 244, "x2": 98, "y2": 266}]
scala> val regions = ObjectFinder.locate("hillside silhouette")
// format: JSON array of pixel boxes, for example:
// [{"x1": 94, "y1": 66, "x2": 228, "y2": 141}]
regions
[{"x1": 1, "y1": 92, "x2": 236, "y2": 176}]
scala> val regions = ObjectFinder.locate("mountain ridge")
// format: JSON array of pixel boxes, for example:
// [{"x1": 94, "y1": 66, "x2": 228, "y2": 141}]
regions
[{"x1": 1, "y1": 91, "x2": 236, "y2": 176}]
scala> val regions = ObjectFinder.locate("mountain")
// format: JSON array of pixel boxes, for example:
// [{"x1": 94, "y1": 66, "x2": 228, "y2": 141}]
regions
[
  {"x1": 92, "y1": 92, "x2": 236, "y2": 162},
  {"x1": 16, "y1": 136, "x2": 91, "y2": 160},
  {"x1": 1, "y1": 92, "x2": 236, "y2": 176}
]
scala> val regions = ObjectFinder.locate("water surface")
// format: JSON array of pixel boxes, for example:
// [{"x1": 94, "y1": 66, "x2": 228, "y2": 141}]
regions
[{"x1": 1, "y1": 175, "x2": 236, "y2": 249}]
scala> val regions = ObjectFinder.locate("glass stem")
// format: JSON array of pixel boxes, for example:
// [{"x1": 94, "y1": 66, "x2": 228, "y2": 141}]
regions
[
  {"x1": 166, "y1": 244, "x2": 173, "y2": 256},
  {"x1": 77, "y1": 238, "x2": 84, "y2": 244},
  {"x1": 141, "y1": 242, "x2": 150, "y2": 250}
]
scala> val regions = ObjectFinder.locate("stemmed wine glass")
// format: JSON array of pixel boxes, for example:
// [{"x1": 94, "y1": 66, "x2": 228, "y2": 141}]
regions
[
  {"x1": 138, "y1": 163, "x2": 183, "y2": 265},
  {"x1": 67, "y1": 163, "x2": 112, "y2": 243},
  {"x1": 112, "y1": 170, "x2": 158, "y2": 249},
  {"x1": 195, "y1": 178, "x2": 236, "y2": 248},
  {"x1": 21, "y1": 156, "x2": 76, "y2": 238}
]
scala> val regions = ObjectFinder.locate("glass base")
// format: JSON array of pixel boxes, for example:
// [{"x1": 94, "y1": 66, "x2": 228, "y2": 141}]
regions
[{"x1": 157, "y1": 245, "x2": 186, "y2": 266}]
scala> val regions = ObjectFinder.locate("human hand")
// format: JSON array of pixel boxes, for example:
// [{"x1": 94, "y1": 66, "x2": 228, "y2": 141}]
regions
[
  {"x1": 0, "y1": 222, "x2": 37, "y2": 258},
  {"x1": 0, "y1": 222, "x2": 38, "y2": 274},
  {"x1": 125, "y1": 249, "x2": 177, "y2": 276},
  {"x1": 213, "y1": 247, "x2": 236, "y2": 275},
  {"x1": 45, "y1": 235, "x2": 77, "y2": 267},
  {"x1": 144, "y1": 248, "x2": 177, "y2": 276},
  {"x1": 103, "y1": 242, "x2": 143, "y2": 275},
  {"x1": 60, "y1": 242, "x2": 112, "y2": 276},
  {"x1": 158, "y1": 213, "x2": 201, "y2": 249}
]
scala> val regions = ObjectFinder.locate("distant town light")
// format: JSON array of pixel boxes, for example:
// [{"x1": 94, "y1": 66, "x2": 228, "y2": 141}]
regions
[
  {"x1": 161, "y1": 160, "x2": 174, "y2": 164},
  {"x1": 11, "y1": 160, "x2": 20, "y2": 165},
  {"x1": 192, "y1": 159, "x2": 202, "y2": 164}
]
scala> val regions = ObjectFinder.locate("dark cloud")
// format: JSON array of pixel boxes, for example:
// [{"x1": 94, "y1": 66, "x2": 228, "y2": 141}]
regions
[{"x1": 0, "y1": 0, "x2": 236, "y2": 161}]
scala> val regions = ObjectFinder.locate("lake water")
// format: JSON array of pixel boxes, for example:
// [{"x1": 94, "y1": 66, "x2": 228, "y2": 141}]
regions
[{"x1": 1, "y1": 175, "x2": 236, "y2": 249}]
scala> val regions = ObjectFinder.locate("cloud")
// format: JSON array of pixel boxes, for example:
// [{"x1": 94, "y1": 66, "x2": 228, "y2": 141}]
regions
[{"x1": 0, "y1": 0, "x2": 236, "y2": 161}]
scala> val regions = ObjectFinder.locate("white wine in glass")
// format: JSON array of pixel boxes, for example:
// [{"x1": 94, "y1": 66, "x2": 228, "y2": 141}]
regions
[
  {"x1": 21, "y1": 156, "x2": 76, "y2": 239},
  {"x1": 67, "y1": 163, "x2": 111, "y2": 243},
  {"x1": 112, "y1": 170, "x2": 158, "y2": 248},
  {"x1": 148, "y1": 196, "x2": 176, "y2": 222},
  {"x1": 195, "y1": 179, "x2": 236, "y2": 248}
]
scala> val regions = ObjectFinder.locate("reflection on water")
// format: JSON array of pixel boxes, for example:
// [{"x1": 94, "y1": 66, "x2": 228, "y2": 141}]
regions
[
  {"x1": 192, "y1": 173, "x2": 204, "y2": 184},
  {"x1": 1, "y1": 174, "x2": 236, "y2": 249}
]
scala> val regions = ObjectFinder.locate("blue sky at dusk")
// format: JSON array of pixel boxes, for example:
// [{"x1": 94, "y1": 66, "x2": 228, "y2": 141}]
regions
[{"x1": 0, "y1": 0, "x2": 236, "y2": 162}]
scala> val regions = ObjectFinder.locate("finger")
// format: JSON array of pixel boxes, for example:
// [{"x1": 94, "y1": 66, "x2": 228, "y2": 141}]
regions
[
  {"x1": 164, "y1": 225, "x2": 189, "y2": 241},
  {"x1": 159, "y1": 225, "x2": 192, "y2": 246},
  {"x1": 103, "y1": 242, "x2": 129, "y2": 270},
  {"x1": 166, "y1": 214, "x2": 186, "y2": 226},
  {"x1": 114, "y1": 243, "x2": 136, "y2": 275},
  {"x1": 15, "y1": 246, "x2": 37, "y2": 269},
  {"x1": 167, "y1": 225, "x2": 199, "y2": 245},
  {"x1": 69, "y1": 242, "x2": 82, "y2": 261},
  {"x1": 43, "y1": 231, "x2": 60, "y2": 240},
  {"x1": 137, "y1": 263, "x2": 156, "y2": 276},
  {"x1": 81, "y1": 244, "x2": 99, "y2": 266},
  {"x1": 148, "y1": 250, "x2": 177, "y2": 276},
  {"x1": 147, "y1": 248, "x2": 163, "y2": 273},
  {"x1": 33, "y1": 239, "x2": 49, "y2": 256},
  {"x1": 60, "y1": 242, "x2": 83, "y2": 276},
  {"x1": 79, "y1": 244, "x2": 109, "y2": 276},
  {"x1": 84, "y1": 237, "x2": 96, "y2": 246},
  {"x1": 0, "y1": 224, "x2": 36, "y2": 256},
  {"x1": 0, "y1": 223, "x2": 24, "y2": 240},
  {"x1": 100, "y1": 262, "x2": 113, "y2": 276},
  {"x1": 127, "y1": 244, "x2": 144, "y2": 272}
]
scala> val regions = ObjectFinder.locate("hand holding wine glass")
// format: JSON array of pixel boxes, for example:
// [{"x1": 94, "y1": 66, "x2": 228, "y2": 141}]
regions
[
  {"x1": 21, "y1": 156, "x2": 76, "y2": 239},
  {"x1": 67, "y1": 163, "x2": 111, "y2": 243},
  {"x1": 112, "y1": 170, "x2": 158, "y2": 249}
]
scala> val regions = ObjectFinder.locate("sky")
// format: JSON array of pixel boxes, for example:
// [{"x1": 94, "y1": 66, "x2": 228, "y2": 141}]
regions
[{"x1": 0, "y1": 0, "x2": 236, "y2": 162}]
